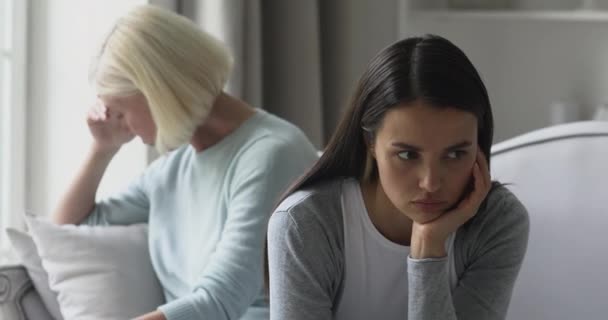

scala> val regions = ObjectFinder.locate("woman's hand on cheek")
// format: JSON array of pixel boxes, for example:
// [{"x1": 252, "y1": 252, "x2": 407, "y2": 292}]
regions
[{"x1": 410, "y1": 148, "x2": 491, "y2": 259}]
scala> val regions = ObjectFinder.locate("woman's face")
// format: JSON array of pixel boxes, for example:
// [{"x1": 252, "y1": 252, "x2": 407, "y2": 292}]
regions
[
  {"x1": 99, "y1": 93, "x2": 157, "y2": 145},
  {"x1": 370, "y1": 100, "x2": 478, "y2": 224}
]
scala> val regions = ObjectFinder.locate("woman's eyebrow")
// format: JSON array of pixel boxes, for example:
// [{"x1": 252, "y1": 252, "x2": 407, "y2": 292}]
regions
[
  {"x1": 390, "y1": 142, "x2": 422, "y2": 151},
  {"x1": 390, "y1": 141, "x2": 472, "y2": 151},
  {"x1": 445, "y1": 141, "x2": 473, "y2": 151}
]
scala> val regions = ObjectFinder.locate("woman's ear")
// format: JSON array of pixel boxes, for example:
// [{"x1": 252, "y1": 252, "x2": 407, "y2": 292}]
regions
[
  {"x1": 362, "y1": 132, "x2": 378, "y2": 181},
  {"x1": 363, "y1": 131, "x2": 376, "y2": 159},
  {"x1": 362, "y1": 148, "x2": 377, "y2": 181}
]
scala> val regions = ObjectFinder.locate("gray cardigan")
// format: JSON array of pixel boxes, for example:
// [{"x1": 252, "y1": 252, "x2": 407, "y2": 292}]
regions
[{"x1": 267, "y1": 179, "x2": 529, "y2": 320}]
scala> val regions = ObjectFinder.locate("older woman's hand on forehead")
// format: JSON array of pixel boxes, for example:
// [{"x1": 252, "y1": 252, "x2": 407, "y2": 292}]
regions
[
  {"x1": 86, "y1": 98, "x2": 135, "y2": 154},
  {"x1": 410, "y1": 147, "x2": 491, "y2": 259}
]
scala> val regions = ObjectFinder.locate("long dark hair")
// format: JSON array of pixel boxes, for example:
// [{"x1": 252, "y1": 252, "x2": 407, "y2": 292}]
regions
[
  {"x1": 297, "y1": 34, "x2": 492, "y2": 192},
  {"x1": 264, "y1": 34, "x2": 494, "y2": 288}
]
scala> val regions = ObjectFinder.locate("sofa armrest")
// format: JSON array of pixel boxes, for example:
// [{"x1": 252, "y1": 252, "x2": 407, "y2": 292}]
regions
[{"x1": 0, "y1": 265, "x2": 54, "y2": 320}]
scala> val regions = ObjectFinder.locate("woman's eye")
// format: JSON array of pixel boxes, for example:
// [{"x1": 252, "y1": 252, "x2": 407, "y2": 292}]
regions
[
  {"x1": 446, "y1": 150, "x2": 466, "y2": 160},
  {"x1": 398, "y1": 151, "x2": 418, "y2": 160}
]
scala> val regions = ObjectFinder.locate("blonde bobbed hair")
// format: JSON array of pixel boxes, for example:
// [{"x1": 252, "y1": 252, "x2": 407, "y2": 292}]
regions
[{"x1": 90, "y1": 5, "x2": 233, "y2": 153}]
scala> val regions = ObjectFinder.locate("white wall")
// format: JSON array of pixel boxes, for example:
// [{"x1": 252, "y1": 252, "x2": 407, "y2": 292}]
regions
[
  {"x1": 27, "y1": 0, "x2": 150, "y2": 216},
  {"x1": 322, "y1": 1, "x2": 608, "y2": 143},
  {"x1": 403, "y1": 14, "x2": 608, "y2": 142}
]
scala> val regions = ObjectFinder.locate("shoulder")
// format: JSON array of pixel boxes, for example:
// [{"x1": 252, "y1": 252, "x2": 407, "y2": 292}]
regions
[
  {"x1": 232, "y1": 113, "x2": 318, "y2": 168},
  {"x1": 269, "y1": 179, "x2": 345, "y2": 258},
  {"x1": 274, "y1": 180, "x2": 344, "y2": 230},
  {"x1": 137, "y1": 145, "x2": 190, "y2": 184},
  {"x1": 268, "y1": 179, "x2": 346, "y2": 299},
  {"x1": 469, "y1": 184, "x2": 530, "y2": 233},
  {"x1": 455, "y1": 183, "x2": 530, "y2": 263},
  {"x1": 254, "y1": 109, "x2": 312, "y2": 142}
]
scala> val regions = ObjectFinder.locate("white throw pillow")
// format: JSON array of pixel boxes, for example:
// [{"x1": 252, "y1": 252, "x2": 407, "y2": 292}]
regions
[
  {"x1": 6, "y1": 228, "x2": 64, "y2": 320},
  {"x1": 24, "y1": 215, "x2": 166, "y2": 320}
]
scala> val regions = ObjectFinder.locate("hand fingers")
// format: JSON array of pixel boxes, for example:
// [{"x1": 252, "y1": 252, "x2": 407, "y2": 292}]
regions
[
  {"x1": 442, "y1": 161, "x2": 486, "y2": 227},
  {"x1": 87, "y1": 101, "x2": 109, "y2": 122},
  {"x1": 95, "y1": 102, "x2": 108, "y2": 121},
  {"x1": 471, "y1": 161, "x2": 488, "y2": 204},
  {"x1": 434, "y1": 184, "x2": 479, "y2": 232},
  {"x1": 416, "y1": 148, "x2": 492, "y2": 235},
  {"x1": 476, "y1": 148, "x2": 491, "y2": 189}
]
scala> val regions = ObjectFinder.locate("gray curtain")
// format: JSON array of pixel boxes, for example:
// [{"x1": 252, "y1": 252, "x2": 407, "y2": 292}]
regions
[{"x1": 179, "y1": 0, "x2": 400, "y2": 148}]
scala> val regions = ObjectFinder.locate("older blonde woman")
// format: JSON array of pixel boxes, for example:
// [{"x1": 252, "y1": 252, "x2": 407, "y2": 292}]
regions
[{"x1": 52, "y1": 5, "x2": 317, "y2": 320}]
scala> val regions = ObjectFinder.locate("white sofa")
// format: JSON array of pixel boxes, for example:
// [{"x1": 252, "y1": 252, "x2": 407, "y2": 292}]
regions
[
  {"x1": 0, "y1": 265, "x2": 53, "y2": 319},
  {"x1": 491, "y1": 121, "x2": 608, "y2": 319},
  {"x1": 2, "y1": 121, "x2": 607, "y2": 319}
]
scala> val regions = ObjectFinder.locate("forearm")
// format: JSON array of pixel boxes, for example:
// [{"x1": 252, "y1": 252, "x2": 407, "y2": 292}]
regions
[
  {"x1": 408, "y1": 257, "x2": 456, "y2": 320},
  {"x1": 408, "y1": 227, "x2": 456, "y2": 319},
  {"x1": 134, "y1": 310, "x2": 166, "y2": 320},
  {"x1": 410, "y1": 225, "x2": 447, "y2": 259},
  {"x1": 52, "y1": 143, "x2": 119, "y2": 225}
]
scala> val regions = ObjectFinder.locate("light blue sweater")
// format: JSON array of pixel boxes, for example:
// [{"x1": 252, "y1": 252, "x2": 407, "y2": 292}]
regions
[{"x1": 84, "y1": 109, "x2": 318, "y2": 320}]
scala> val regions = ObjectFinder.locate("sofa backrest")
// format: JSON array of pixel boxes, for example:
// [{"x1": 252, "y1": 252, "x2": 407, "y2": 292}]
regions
[
  {"x1": 491, "y1": 121, "x2": 608, "y2": 319},
  {"x1": 0, "y1": 265, "x2": 54, "y2": 320}
]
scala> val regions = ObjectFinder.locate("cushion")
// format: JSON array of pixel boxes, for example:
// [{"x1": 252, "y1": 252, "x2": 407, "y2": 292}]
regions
[
  {"x1": 6, "y1": 227, "x2": 63, "y2": 319},
  {"x1": 24, "y1": 215, "x2": 165, "y2": 319}
]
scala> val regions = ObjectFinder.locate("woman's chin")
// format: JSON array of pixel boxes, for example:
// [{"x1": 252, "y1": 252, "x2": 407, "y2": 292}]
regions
[{"x1": 406, "y1": 206, "x2": 446, "y2": 224}]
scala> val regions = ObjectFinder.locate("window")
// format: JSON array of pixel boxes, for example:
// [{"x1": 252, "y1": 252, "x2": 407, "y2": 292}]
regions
[{"x1": 0, "y1": 0, "x2": 27, "y2": 263}]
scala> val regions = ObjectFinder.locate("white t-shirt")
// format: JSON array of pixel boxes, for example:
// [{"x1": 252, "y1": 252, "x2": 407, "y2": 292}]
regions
[{"x1": 334, "y1": 179, "x2": 457, "y2": 320}]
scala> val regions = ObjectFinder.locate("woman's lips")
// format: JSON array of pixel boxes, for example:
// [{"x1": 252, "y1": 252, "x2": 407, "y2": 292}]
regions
[{"x1": 411, "y1": 200, "x2": 447, "y2": 213}]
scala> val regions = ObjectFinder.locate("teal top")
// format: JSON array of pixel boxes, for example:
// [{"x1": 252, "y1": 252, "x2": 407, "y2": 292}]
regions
[{"x1": 84, "y1": 109, "x2": 318, "y2": 320}]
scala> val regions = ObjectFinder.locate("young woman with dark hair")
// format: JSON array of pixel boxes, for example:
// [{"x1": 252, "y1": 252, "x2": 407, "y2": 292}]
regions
[{"x1": 266, "y1": 34, "x2": 529, "y2": 320}]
